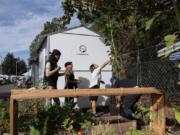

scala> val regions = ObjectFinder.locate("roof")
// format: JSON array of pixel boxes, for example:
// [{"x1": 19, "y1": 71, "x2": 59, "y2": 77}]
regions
[{"x1": 35, "y1": 25, "x2": 104, "y2": 52}]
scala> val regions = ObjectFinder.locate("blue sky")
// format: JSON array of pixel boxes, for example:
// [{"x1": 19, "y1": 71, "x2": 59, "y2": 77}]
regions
[{"x1": 0, "y1": 0, "x2": 80, "y2": 65}]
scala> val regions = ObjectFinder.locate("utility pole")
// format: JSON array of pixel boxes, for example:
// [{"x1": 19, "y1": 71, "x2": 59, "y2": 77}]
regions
[
  {"x1": 16, "y1": 61, "x2": 20, "y2": 76},
  {"x1": 0, "y1": 56, "x2": 2, "y2": 74}
]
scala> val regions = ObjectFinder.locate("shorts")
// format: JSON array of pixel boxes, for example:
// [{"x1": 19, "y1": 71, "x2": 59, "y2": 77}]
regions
[{"x1": 89, "y1": 85, "x2": 99, "y2": 101}]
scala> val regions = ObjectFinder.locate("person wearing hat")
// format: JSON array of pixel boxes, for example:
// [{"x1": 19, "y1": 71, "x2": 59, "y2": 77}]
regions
[
  {"x1": 89, "y1": 56, "x2": 115, "y2": 117},
  {"x1": 44, "y1": 49, "x2": 65, "y2": 106},
  {"x1": 64, "y1": 62, "x2": 81, "y2": 108}
]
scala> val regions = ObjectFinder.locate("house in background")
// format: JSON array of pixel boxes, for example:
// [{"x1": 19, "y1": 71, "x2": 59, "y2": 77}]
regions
[{"x1": 31, "y1": 26, "x2": 112, "y2": 108}]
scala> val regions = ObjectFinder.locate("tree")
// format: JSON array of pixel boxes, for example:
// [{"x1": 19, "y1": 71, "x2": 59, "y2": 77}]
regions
[
  {"x1": 15, "y1": 58, "x2": 27, "y2": 75},
  {"x1": 2, "y1": 53, "x2": 16, "y2": 75},
  {"x1": 2, "y1": 53, "x2": 27, "y2": 75},
  {"x1": 60, "y1": 0, "x2": 180, "y2": 78}
]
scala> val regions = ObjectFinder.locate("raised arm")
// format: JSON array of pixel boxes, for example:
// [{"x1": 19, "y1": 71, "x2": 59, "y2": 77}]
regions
[
  {"x1": 100, "y1": 59, "x2": 111, "y2": 70},
  {"x1": 45, "y1": 62, "x2": 60, "y2": 77},
  {"x1": 100, "y1": 56, "x2": 115, "y2": 70}
]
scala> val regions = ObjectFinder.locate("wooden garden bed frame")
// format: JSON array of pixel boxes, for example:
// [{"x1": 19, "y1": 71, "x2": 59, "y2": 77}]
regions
[{"x1": 10, "y1": 87, "x2": 165, "y2": 135}]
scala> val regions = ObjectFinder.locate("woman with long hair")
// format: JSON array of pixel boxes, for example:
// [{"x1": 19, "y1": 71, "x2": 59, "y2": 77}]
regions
[{"x1": 44, "y1": 49, "x2": 65, "y2": 106}]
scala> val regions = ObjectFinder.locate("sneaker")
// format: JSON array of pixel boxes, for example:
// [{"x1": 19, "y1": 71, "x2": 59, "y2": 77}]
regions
[{"x1": 94, "y1": 113, "x2": 100, "y2": 117}]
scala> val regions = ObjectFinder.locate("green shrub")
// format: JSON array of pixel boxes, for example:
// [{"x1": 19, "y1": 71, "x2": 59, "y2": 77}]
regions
[
  {"x1": 18, "y1": 100, "x2": 94, "y2": 134},
  {"x1": 0, "y1": 99, "x2": 10, "y2": 133},
  {"x1": 132, "y1": 102, "x2": 150, "y2": 125},
  {"x1": 0, "y1": 98, "x2": 95, "y2": 134}
]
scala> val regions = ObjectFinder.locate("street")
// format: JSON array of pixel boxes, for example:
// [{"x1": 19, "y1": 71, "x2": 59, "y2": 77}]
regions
[{"x1": 0, "y1": 84, "x2": 16, "y2": 98}]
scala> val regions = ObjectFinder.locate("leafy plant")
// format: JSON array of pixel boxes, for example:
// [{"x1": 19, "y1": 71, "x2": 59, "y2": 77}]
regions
[
  {"x1": 132, "y1": 102, "x2": 150, "y2": 125},
  {"x1": 91, "y1": 122, "x2": 115, "y2": 135},
  {"x1": 126, "y1": 128, "x2": 142, "y2": 135},
  {"x1": 0, "y1": 98, "x2": 95, "y2": 134},
  {"x1": 126, "y1": 128, "x2": 155, "y2": 135},
  {"x1": 18, "y1": 99, "x2": 44, "y2": 132},
  {"x1": 0, "y1": 99, "x2": 9, "y2": 133},
  {"x1": 145, "y1": 14, "x2": 159, "y2": 31},
  {"x1": 164, "y1": 34, "x2": 178, "y2": 47},
  {"x1": 30, "y1": 126, "x2": 40, "y2": 135},
  {"x1": 175, "y1": 108, "x2": 180, "y2": 124},
  {"x1": 62, "y1": 118, "x2": 74, "y2": 131},
  {"x1": 30, "y1": 101, "x2": 95, "y2": 134}
]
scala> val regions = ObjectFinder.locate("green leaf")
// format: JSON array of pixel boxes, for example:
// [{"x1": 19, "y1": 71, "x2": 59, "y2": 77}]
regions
[
  {"x1": 30, "y1": 126, "x2": 41, "y2": 135},
  {"x1": 145, "y1": 14, "x2": 159, "y2": 31},
  {"x1": 126, "y1": 131, "x2": 131, "y2": 135},
  {"x1": 178, "y1": 63, "x2": 180, "y2": 69},
  {"x1": 126, "y1": 130, "x2": 142, "y2": 135},
  {"x1": 164, "y1": 34, "x2": 177, "y2": 47},
  {"x1": 177, "y1": 81, "x2": 180, "y2": 85},
  {"x1": 162, "y1": 53, "x2": 171, "y2": 60},
  {"x1": 106, "y1": 128, "x2": 115, "y2": 135},
  {"x1": 175, "y1": 108, "x2": 180, "y2": 124}
]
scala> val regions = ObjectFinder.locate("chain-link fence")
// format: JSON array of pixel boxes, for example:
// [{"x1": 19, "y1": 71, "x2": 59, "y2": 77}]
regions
[{"x1": 116, "y1": 40, "x2": 180, "y2": 103}]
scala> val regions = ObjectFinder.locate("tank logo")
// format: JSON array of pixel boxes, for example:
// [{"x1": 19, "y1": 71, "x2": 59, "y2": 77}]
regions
[
  {"x1": 77, "y1": 45, "x2": 88, "y2": 55},
  {"x1": 79, "y1": 45, "x2": 87, "y2": 53}
]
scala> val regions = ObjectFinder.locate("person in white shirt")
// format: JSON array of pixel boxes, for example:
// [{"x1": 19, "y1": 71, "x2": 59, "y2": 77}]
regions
[{"x1": 89, "y1": 56, "x2": 115, "y2": 116}]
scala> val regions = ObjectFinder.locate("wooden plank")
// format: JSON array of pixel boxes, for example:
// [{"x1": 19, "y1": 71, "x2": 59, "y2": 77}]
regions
[
  {"x1": 150, "y1": 94, "x2": 165, "y2": 134},
  {"x1": 11, "y1": 87, "x2": 162, "y2": 95},
  {"x1": 93, "y1": 121, "x2": 136, "y2": 135},
  {"x1": 95, "y1": 115, "x2": 130, "y2": 122},
  {"x1": 11, "y1": 88, "x2": 163, "y2": 101},
  {"x1": 10, "y1": 97, "x2": 18, "y2": 135}
]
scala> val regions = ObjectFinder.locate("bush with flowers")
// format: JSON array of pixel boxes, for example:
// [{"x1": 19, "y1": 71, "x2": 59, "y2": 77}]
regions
[{"x1": 0, "y1": 99, "x2": 95, "y2": 134}]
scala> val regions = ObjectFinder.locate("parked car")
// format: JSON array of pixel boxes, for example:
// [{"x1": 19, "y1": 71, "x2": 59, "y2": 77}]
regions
[
  {"x1": 0, "y1": 77, "x2": 3, "y2": 85},
  {"x1": 0, "y1": 78, "x2": 8, "y2": 85}
]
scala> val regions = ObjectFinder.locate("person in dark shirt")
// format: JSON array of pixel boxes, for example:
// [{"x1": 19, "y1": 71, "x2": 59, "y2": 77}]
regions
[
  {"x1": 44, "y1": 49, "x2": 65, "y2": 106},
  {"x1": 110, "y1": 77, "x2": 122, "y2": 108},
  {"x1": 64, "y1": 62, "x2": 81, "y2": 107},
  {"x1": 110, "y1": 77, "x2": 140, "y2": 119}
]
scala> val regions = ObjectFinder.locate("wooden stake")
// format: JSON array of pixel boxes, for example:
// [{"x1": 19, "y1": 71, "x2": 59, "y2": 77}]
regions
[
  {"x1": 150, "y1": 94, "x2": 165, "y2": 134},
  {"x1": 10, "y1": 98, "x2": 18, "y2": 135}
]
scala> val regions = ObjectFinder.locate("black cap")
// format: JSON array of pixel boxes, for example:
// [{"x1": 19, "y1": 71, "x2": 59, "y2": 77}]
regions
[
  {"x1": 52, "y1": 49, "x2": 61, "y2": 56},
  {"x1": 65, "y1": 62, "x2": 72, "y2": 67}
]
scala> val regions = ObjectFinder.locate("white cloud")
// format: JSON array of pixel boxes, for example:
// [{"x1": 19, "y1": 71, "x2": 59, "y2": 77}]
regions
[
  {"x1": 0, "y1": 0, "x2": 80, "y2": 55},
  {"x1": 0, "y1": 13, "x2": 52, "y2": 53},
  {"x1": 0, "y1": 0, "x2": 63, "y2": 53}
]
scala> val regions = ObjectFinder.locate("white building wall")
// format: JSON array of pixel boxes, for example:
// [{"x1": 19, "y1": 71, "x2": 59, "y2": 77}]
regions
[
  {"x1": 38, "y1": 44, "x2": 47, "y2": 81},
  {"x1": 50, "y1": 29, "x2": 111, "y2": 71}
]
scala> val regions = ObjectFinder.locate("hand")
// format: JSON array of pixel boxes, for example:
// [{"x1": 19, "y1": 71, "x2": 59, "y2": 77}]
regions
[
  {"x1": 56, "y1": 66, "x2": 61, "y2": 71},
  {"x1": 76, "y1": 80, "x2": 81, "y2": 84},
  {"x1": 64, "y1": 70, "x2": 70, "y2": 75},
  {"x1": 116, "y1": 103, "x2": 121, "y2": 108},
  {"x1": 111, "y1": 55, "x2": 115, "y2": 60}
]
